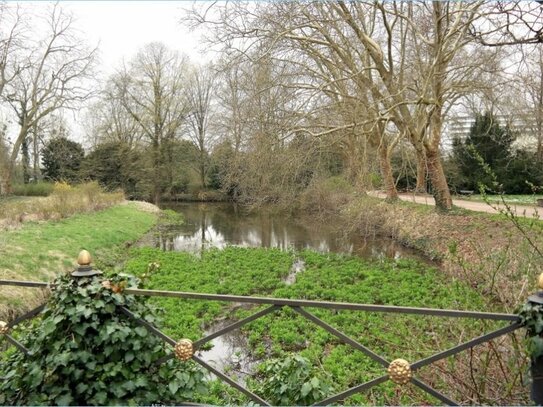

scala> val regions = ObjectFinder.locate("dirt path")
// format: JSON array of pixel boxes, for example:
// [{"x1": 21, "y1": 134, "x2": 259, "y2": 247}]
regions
[{"x1": 369, "y1": 191, "x2": 542, "y2": 219}]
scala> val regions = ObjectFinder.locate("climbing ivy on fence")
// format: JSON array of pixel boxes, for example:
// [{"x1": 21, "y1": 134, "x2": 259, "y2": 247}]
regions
[
  {"x1": 0, "y1": 273, "x2": 207, "y2": 405},
  {"x1": 518, "y1": 302, "x2": 543, "y2": 359}
]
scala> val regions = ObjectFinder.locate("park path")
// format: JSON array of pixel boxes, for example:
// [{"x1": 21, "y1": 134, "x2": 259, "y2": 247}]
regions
[{"x1": 369, "y1": 191, "x2": 542, "y2": 219}]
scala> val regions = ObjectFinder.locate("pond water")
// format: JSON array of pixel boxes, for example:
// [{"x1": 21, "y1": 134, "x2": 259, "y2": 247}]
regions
[
  {"x1": 141, "y1": 202, "x2": 423, "y2": 261},
  {"x1": 139, "y1": 202, "x2": 430, "y2": 381}
]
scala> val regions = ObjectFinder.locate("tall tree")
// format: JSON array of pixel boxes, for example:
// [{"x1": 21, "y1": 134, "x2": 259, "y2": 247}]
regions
[
  {"x1": 1, "y1": 4, "x2": 96, "y2": 195},
  {"x1": 113, "y1": 42, "x2": 190, "y2": 204},
  {"x1": 190, "y1": 1, "x2": 506, "y2": 210},
  {"x1": 453, "y1": 111, "x2": 516, "y2": 191},
  {"x1": 186, "y1": 64, "x2": 215, "y2": 189},
  {"x1": 41, "y1": 136, "x2": 84, "y2": 183}
]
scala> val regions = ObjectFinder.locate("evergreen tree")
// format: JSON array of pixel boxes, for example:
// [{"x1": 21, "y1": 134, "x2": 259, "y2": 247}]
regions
[
  {"x1": 452, "y1": 112, "x2": 516, "y2": 192},
  {"x1": 41, "y1": 137, "x2": 85, "y2": 183}
]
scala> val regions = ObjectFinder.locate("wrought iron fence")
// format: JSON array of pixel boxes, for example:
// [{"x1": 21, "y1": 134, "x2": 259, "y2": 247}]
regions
[{"x1": 0, "y1": 251, "x2": 541, "y2": 406}]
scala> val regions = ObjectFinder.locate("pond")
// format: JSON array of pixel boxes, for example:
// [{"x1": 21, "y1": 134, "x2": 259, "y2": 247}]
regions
[
  {"x1": 138, "y1": 202, "x2": 430, "y2": 382},
  {"x1": 141, "y1": 202, "x2": 423, "y2": 261}
]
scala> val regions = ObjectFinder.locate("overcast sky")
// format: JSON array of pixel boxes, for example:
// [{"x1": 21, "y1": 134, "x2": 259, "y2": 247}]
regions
[
  {"x1": 63, "y1": 1, "x2": 209, "y2": 76},
  {"x1": 19, "y1": 1, "x2": 211, "y2": 143}
]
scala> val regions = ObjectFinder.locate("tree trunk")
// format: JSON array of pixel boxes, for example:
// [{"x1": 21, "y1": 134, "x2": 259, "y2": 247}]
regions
[
  {"x1": 32, "y1": 122, "x2": 39, "y2": 182},
  {"x1": 378, "y1": 144, "x2": 398, "y2": 200},
  {"x1": 426, "y1": 147, "x2": 452, "y2": 211},
  {"x1": 0, "y1": 169, "x2": 12, "y2": 196},
  {"x1": 152, "y1": 140, "x2": 161, "y2": 206},
  {"x1": 415, "y1": 149, "x2": 427, "y2": 193},
  {"x1": 22, "y1": 137, "x2": 30, "y2": 184},
  {"x1": 200, "y1": 149, "x2": 206, "y2": 189}
]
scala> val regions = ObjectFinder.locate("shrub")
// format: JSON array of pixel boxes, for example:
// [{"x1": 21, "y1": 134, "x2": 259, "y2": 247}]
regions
[
  {"x1": 41, "y1": 137, "x2": 85, "y2": 183},
  {"x1": 0, "y1": 272, "x2": 207, "y2": 405},
  {"x1": 299, "y1": 176, "x2": 353, "y2": 215},
  {"x1": 251, "y1": 354, "x2": 333, "y2": 406},
  {"x1": 51, "y1": 181, "x2": 74, "y2": 217},
  {"x1": 12, "y1": 182, "x2": 54, "y2": 197}
]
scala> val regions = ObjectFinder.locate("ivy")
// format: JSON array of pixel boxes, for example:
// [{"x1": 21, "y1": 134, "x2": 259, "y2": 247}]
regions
[
  {"x1": 0, "y1": 273, "x2": 207, "y2": 405},
  {"x1": 518, "y1": 302, "x2": 543, "y2": 358}
]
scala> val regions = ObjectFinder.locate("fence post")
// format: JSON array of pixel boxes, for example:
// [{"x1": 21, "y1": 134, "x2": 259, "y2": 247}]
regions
[
  {"x1": 525, "y1": 273, "x2": 543, "y2": 405},
  {"x1": 71, "y1": 250, "x2": 102, "y2": 278}
]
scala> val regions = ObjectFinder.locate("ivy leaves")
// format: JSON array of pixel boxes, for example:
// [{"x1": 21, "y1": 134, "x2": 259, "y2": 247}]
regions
[
  {"x1": 518, "y1": 302, "x2": 543, "y2": 358},
  {"x1": 0, "y1": 273, "x2": 207, "y2": 405}
]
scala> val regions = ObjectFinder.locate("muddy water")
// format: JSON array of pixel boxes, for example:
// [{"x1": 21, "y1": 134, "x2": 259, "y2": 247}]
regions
[{"x1": 141, "y1": 202, "x2": 429, "y2": 379}]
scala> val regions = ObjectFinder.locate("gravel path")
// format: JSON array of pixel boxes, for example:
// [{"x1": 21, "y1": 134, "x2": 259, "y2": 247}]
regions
[{"x1": 369, "y1": 191, "x2": 542, "y2": 219}]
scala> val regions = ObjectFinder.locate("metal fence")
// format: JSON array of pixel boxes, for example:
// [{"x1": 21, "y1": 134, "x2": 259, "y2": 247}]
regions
[{"x1": 0, "y1": 252, "x2": 541, "y2": 406}]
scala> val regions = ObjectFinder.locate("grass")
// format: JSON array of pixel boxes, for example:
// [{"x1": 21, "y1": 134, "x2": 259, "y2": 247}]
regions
[
  {"x1": 123, "y1": 247, "x2": 510, "y2": 405},
  {"x1": 0, "y1": 181, "x2": 125, "y2": 229},
  {"x1": 457, "y1": 194, "x2": 543, "y2": 205},
  {"x1": 0, "y1": 203, "x2": 158, "y2": 320}
]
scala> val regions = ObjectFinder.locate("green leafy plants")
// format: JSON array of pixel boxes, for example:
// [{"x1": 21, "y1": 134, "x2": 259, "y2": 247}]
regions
[
  {"x1": 518, "y1": 302, "x2": 543, "y2": 358},
  {"x1": 0, "y1": 273, "x2": 207, "y2": 405},
  {"x1": 252, "y1": 354, "x2": 333, "y2": 406}
]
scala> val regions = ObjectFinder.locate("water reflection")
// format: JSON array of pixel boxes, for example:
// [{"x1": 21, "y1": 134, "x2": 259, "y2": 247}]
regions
[{"x1": 140, "y1": 202, "x2": 421, "y2": 261}]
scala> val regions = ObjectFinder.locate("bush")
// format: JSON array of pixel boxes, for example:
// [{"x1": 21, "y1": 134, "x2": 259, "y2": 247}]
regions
[
  {"x1": 299, "y1": 176, "x2": 353, "y2": 215},
  {"x1": 46, "y1": 181, "x2": 124, "y2": 219},
  {"x1": 41, "y1": 137, "x2": 85, "y2": 183},
  {"x1": 0, "y1": 272, "x2": 207, "y2": 405},
  {"x1": 12, "y1": 182, "x2": 54, "y2": 197},
  {"x1": 251, "y1": 354, "x2": 333, "y2": 406}
]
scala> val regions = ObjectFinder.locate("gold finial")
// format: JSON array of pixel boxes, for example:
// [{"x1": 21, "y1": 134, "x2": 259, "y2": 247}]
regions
[
  {"x1": 538, "y1": 273, "x2": 543, "y2": 290},
  {"x1": 174, "y1": 339, "x2": 194, "y2": 361},
  {"x1": 77, "y1": 250, "x2": 92, "y2": 266},
  {"x1": 387, "y1": 358, "x2": 412, "y2": 385},
  {"x1": 0, "y1": 321, "x2": 9, "y2": 335}
]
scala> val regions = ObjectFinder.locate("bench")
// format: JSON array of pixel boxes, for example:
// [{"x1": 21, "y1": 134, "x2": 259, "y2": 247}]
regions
[{"x1": 458, "y1": 190, "x2": 474, "y2": 196}]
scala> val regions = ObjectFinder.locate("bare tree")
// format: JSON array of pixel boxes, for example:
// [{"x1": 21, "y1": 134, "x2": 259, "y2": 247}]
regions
[
  {"x1": 0, "y1": 4, "x2": 96, "y2": 194},
  {"x1": 85, "y1": 79, "x2": 144, "y2": 149},
  {"x1": 185, "y1": 64, "x2": 215, "y2": 189},
  {"x1": 0, "y1": 2, "x2": 24, "y2": 100},
  {"x1": 113, "y1": 42, "x2": 190, "y2": 204}
]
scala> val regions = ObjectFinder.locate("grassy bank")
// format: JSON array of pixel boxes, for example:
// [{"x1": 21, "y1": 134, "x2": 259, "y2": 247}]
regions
[
  {"x1": 0, "y1": 181, "x2": 124, "y2": 230},
  {"x1": 124, "y1": 247, "x2": 523, "y2": 405},
  {"x1": 342, "y1": 196, "x2": 542, "y2": 312},
  {"x1": 0, "y1": 203, "x2": 158, "y2": 320}
]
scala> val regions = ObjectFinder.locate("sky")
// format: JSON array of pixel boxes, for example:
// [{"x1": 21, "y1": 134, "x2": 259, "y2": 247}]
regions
[
  {"x1": 62, "y1": 1, "x2": 209, "y2": 76},
  {"x1": 12, "y1": 1, "x2": 212, "y2": 144}
]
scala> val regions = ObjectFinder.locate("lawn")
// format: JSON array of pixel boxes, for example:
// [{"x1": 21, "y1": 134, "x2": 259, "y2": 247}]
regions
[
  {"x1": 457, "y1": 194, "x2": 543, "y2": 205},
  {"x1": 0, "y1": 203, "x2": 157, "y2": 319}
]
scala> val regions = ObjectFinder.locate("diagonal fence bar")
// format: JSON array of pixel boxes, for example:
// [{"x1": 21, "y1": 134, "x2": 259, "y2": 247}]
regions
[
  {"x1": 411, "y1": 322, "x2": 523, "y2": 370},
  {"x1": 7, "y1": 304, "x2": 46, "y2": 328},
  {"x1": 292, "y1": 306, "x2": 390, "y2": 367},
  {"x1": 4, "y1": 334, "x2": 29, "y2": 354},
  {"x1": 194, "y1": 305, "x2": 281, "y2": 348},
  {"x1": 192, "y1": 355, "x2": 270, "y2": 406},
  {"x1": 0, "y1": 277, "x2": 530, "y2": 405},
  {"x1": 118, "y1": 306, "x2": 177, "y2": 345},
  {"x1": 411, "y1": 377, "x2": 460, "y2": 406},
  {"x1": 313, "y1": 375, "x2": 389, "y2": 406}
]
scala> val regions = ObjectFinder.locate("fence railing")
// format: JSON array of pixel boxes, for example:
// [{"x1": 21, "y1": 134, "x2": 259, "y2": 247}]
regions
[{"x1": 1, "y1": 250, "x2": 542, "y2": 406}]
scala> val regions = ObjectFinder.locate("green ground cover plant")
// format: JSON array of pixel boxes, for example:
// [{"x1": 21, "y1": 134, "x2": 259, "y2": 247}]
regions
[
  {"x1": 0, "y1": 273, "x2": 206, "y2": 405},
  {"x1": 0, "y1": 204, "x2": 157, "y2": 320},
  {"x1": 124, "y1": 247, "x2": 504, "y2": 405}
]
